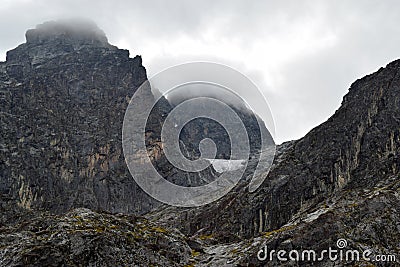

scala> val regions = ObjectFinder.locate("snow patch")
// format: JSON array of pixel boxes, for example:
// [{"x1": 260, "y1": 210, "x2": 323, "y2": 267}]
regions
[{"x1": 205, "y1": 159, "x2": 246, "y2": 173}]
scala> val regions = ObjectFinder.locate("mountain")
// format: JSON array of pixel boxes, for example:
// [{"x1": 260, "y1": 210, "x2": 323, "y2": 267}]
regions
[
  {"x1": 0, "y1": 20, "x2": 248, "y2": 215},
  {"x1": 0, "y1": 20, "x2": 164, "y2": 215},
  {"x1": 151, "y1": 59, "x2": 400, "y2": 238},
  {"x1": 149, "y1": 60, "x2": 400, "y2": 266},
  {"x1": 0, "y1": 21, "x2": 399, "y2": 266},
  {"x1": 148, "y1": 60, "x2": 400, "y2": 265}
]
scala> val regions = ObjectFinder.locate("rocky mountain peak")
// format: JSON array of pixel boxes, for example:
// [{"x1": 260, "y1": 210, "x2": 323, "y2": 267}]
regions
[
  {"x1": 5, "y1": 20, "x2": 116, "y2": 67},
  {"x1": 25, "y1": 19, "x2": 109, "y2": 47},
  {"x1": 0, "y1": 21, "x2": 151, "y2": 214},
  {"x1": 1, "y1": 21, "x2": 399, "y2": 266}
]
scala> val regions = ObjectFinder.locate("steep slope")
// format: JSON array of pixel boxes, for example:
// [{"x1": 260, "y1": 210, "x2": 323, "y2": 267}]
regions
[
  {"x1": 0, "y1": 21, "x2": 267, "y2": 214},
  {"x1": 0, "y1": 21, "x2": 270, "y2": 266},
  {"x1": 1, "y1": 20, "x2": 399, "y2": 266},
  {"x1": 183, "y1": 173, "x2": 398, "y2": 266},
  {"x1": 149, "y1": 59, "x2": 400, "y2": 256},
  {"x1": 0, "y1": 20, "x2": 163, "y2": 214}
]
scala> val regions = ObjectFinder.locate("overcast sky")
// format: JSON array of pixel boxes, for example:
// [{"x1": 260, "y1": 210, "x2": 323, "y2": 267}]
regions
[{"x1": 1, "y1": 0, "x2": 400, "y2": 143}]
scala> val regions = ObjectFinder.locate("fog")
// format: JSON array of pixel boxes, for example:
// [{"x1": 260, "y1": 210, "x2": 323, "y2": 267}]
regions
[
  {"x1": 1, "y1": 0, "x2": 400, "y2": 143},
  {"x1": 25, "y1": 19, "x2": 109, "y2": 44},
  {"x1": 165, "y1": 83, "x2": 249, "y2": 111}
]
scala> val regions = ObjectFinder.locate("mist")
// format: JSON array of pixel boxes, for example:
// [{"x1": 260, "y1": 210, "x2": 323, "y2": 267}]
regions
[
  {"x1": 2, "y1": 0, "x2": 400, "y2": 143},
  {"x1": 165, "y1": 83, "x2": 250, "y2": 112}
]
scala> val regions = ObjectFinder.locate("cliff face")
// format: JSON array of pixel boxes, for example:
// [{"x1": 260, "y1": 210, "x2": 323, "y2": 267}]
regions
[
  {"x1": 0, "y1": 21, "x2": 268, "y2": 266},
  {"x1": 0, "y1": 20, "x2": 264, "y2": 215},
  {"x1": 0, "y1": 21, "x2": 158, "y2": 214},
  {"x1": 148, "y1": 60, "x2": 400, "y2": 265},
  {"x1": 0, "y1": 21, "x2": 399, "y2": 266},
  {"x1": 151, "y1": 60, "x2": 400, "y2": 242}
]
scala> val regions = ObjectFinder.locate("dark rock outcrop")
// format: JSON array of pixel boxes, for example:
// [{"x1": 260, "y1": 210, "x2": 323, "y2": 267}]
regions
[
  {"x1": 1, "y1": 20, "x2": 399, "y2": 266},
  {"x1": 149, "y1": 60, "x2": 400, "y2": 265},
  {"x1": 0, "y1": 20, "x2": 266, "y2": 214},
  {"x1": 0, "y1": 20, "x2": 158, "y2": 214},
  {"x1": 150, "y1": 61, "x2": 400, "y2": 243},
  {"x1": 0, "y1": 208, "x2": 192, "y2": 266}
]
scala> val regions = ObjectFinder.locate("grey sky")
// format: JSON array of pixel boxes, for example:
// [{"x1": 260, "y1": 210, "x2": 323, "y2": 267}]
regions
[{"x1": 1, "y1": 0, "x2": 400, "y2": 143}]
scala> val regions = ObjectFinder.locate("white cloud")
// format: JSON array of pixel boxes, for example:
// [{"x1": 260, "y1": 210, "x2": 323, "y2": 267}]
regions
[{"x1": 1, "y1": 0, "x2": 400, "y2": 143}]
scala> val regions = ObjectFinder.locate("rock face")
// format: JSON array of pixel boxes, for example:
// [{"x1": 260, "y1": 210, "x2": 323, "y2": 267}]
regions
[
  {"x1": 0, "y1": 208, "x2": 192, "y2": 267},
  {"x1": 1, "y1": 21, "x2": 399, "y2": 266},
  {"x1": 147, "y1": 104, "x2": 265, "y2": 188},
  {"x1": 0, "y1": 21, "x2": 269, "y2": 266},
  {"x1": 0, "y1": 20, "x2": 265, "y2": 213},
  {"x1": 0, "y1": 20, "x2": 158, "y2": 214},
  {"x1": 148, "y1": 61, "x2": 400, "y2": 265},
  {"x1": 150, "y1": 60, "x2": 400, "y2": 242}
]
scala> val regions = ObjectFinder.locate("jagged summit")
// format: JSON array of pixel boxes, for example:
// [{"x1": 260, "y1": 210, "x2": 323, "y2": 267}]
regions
[
  {"x1": 1, "y1": 20, "x2": 140, "y2": 85},
  {"x1": 25, "y1": 19, "x2": 109, "y2": 46},
  {"x1": 0, "y1": 21, "x2": 151, "y2": 214},
  {"x1": 5, "y1": 19, "x2": 116, "y2": 65},
  {"x1": 0, "y1": 20, "x2": 399, "y2": 266}
]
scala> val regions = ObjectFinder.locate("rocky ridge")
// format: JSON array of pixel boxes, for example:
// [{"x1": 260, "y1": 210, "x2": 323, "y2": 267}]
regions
[
  {"x1": 151, "y1": 59, "x2": 400, "y2": 242},
  {"x1": 0, "y1": 21, "x2": 399, "y2": 266},
  {"x1": 147, "y1": 59, "x2": 400, "y2": 266}
]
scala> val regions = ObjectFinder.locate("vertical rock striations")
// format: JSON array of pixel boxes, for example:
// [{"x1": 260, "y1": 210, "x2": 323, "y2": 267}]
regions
[
  {"x1": 0, "y1": 20, "x2": 155, "y2": 214},
  {"x1": 151, "y1": 59, "x2": 400, "y2": 244}
]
